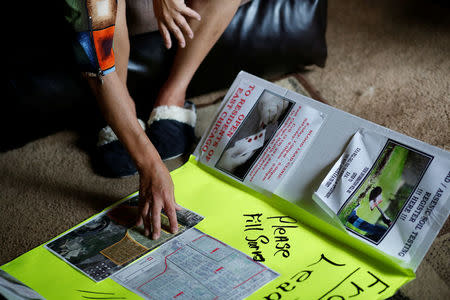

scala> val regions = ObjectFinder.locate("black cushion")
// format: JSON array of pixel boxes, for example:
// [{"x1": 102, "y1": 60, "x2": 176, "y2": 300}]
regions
[
  {"x1": 3, "y1": 0, "x2": 327, "y2": 151},
  {"x1": 129, "y1": 0, "x2": 328, "y2": 99}
]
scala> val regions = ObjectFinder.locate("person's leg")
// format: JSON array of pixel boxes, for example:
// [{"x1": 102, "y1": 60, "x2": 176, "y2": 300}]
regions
[
  {"x1": 365, "y1": 224, "x2": 388, "y2": 242},
  {"x1": 356, "y1": 219, "x2": 387, "y2": 237},
  {"x1": 154, "y1": 0, "x2": 241, "y2": 107}
]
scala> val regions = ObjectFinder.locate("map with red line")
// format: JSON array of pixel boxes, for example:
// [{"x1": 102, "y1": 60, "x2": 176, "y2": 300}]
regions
[{"x1": 112, "y1": 228, "x2": 279, "y2": 299}]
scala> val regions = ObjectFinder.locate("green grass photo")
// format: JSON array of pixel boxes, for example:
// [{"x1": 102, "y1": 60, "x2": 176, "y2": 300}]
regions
[{"x1": 338, "y1": 140, "x2": 432, "y2": 244}]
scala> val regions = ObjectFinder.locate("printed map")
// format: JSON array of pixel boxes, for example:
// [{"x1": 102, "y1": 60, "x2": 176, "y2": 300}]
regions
[
  {"x1": 113, "y1": 228, "x2": 279, "y2": 299},
  {"x1": 45, "y1": 195, "x2": 203, "y2": 281}
]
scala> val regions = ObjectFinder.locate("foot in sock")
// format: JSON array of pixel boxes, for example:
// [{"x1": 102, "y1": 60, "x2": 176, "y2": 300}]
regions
[
  {"x1": 96, "y1": 119, "x2": 146, "y2": 178},
  {"x1": 146, "y1": 102, "x2": 196, "y2": 161}
]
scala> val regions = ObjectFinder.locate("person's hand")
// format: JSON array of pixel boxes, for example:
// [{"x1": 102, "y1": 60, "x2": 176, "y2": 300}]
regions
[
  {"x1": 136, "y1": 159, "x2": 181, "y2": 240},
  {"x1": 257, "y1": 92, "x2": 289, "y2": 125},
  {"x1": 217, "y1": 143, "x2": 255, "y2": 172},
  {"x1": 153, "y1": 0, "x2": 201, "y2": 49}
]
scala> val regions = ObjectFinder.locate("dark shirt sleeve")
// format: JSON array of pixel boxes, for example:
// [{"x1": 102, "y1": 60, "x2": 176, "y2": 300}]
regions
[{"x1": 64, "y1": 0, "x2": 117, "y2": 77}]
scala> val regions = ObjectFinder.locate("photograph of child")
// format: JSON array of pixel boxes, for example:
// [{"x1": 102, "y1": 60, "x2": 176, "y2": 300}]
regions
[{"x1": 337, "y1": 140, "x2": 433, "y2": 244}]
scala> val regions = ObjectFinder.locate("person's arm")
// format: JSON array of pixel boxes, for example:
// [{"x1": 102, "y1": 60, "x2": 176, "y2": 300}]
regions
[
  {"x1": 87, "y1": 74, "x2": 180, "y2": 240},
  {"x1": 63, "y1": 0, "x2": 179, "y2": 240}
]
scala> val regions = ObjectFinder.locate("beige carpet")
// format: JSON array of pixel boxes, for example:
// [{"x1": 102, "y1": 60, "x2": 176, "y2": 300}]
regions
[
  {"x1": 1, "y1": 0, "x2": 449, "y2": 299},
  {"x1": 305, "y1": 1, "x2": 450, "y2": 298}
]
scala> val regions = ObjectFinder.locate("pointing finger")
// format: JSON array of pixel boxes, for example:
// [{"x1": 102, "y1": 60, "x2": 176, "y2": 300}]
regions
[
  {"x1": 151, "y1": 200, "x2": 162, "y2": 240},
  {"x1": 165, "y1": 201, "x2": 179, "y2": 234}
]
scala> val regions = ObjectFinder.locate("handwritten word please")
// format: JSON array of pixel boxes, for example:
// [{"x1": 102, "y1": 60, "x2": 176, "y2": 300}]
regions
[
  {"x1": 267, "y1": 216, "x2": 298, "y2": 258},
  {"x1": 243, "y1": 214, "x2": 298, "y2": 261}
]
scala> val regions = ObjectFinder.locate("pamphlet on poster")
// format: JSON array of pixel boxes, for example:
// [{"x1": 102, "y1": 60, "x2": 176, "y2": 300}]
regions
[
  {"x1": 194, "y1": 71, "x2": 450, "y2": 270},
  {"x1": 313, "y1": 129, "x2": 450, "y2": 268},
  {"x1": 196, "y1": 78, "x2": 326, "y2": 193}
]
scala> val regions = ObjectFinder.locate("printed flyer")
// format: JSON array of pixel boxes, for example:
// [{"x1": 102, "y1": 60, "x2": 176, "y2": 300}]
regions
[
  {"x1": 197, "y1": 79, "x2": 326, "y2": 193},
  {"x1": 195, "y1": 72, "x2": 450, "y2": 270},
  {"x1": 314, "y1": 129, "x2": 450, "y2": 267}
]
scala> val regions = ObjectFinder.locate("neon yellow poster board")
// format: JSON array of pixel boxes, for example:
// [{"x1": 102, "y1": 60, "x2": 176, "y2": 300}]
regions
[{"x1": 1, "y1": 157, "x2": 414, "y2": 299}]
